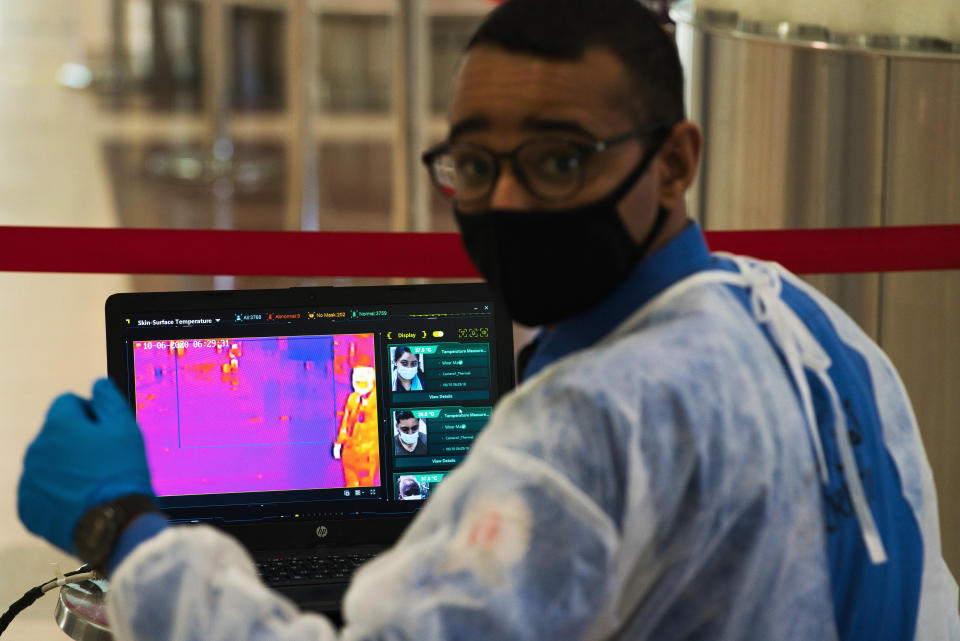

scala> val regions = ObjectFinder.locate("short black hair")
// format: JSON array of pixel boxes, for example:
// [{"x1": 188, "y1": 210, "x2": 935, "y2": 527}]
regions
[
  {"x1": 399, "y1": 477, "x2": 422, "y2": 497},
  {"x1": 395, "y1": 410, "x2": 416, "y2": 424},
  {"x1": 466, "y1": 0, "x2": 684, "y2": 126}
]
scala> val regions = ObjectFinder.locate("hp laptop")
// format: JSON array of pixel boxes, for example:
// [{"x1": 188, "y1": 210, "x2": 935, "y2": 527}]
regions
[{"x1": 105, "y1": 283, "x2": 515, "y2": 614}]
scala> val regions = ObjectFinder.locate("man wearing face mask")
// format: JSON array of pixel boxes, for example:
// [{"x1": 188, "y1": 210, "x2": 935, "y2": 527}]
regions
[
  {"x1": 16, "y1": 1, "x2": 960, "y2": 640},
  {"x1": 393, "y1": 411, "x2": 428, "y2": 456}
]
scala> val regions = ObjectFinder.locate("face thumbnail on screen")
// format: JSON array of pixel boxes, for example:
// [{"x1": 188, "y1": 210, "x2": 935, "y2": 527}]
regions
[
  {"x1": 132, "y1": 334, "x2": 379, "y2": 497},
  {"x1": 390, "y1": 344, "x2": 425, "y2": 392}
]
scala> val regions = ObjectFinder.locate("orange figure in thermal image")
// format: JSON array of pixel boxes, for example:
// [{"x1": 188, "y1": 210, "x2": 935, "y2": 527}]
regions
[{"x1": 333, "y1": 366, "x2": 380, "y2": 487}]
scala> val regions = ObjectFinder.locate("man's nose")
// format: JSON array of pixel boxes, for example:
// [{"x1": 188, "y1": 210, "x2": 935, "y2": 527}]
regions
[{"x1": 488, "y1": 164, "x2": 536, "y2": 210}]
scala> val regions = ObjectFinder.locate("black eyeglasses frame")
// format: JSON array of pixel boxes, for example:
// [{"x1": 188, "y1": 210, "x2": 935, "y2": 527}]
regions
[{"x1": 420, "y1": 123, "x2": 670, "y2": 204}]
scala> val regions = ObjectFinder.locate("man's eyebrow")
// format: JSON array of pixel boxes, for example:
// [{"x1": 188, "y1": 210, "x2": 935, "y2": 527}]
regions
[
  {"x1": 448, "y1": 117, "x2": 489, "y2": 140},
  {"x1": 447, "y1": 117, "x2": 598, "y2": 141},
  {"x1": 520, "y1": 117, "x2": 597, "y2": 139}
]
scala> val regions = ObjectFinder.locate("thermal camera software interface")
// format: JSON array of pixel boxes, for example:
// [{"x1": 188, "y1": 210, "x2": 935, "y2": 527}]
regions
[{"x1": 131, "y1": 334, "x2": 380, "y2": 497}]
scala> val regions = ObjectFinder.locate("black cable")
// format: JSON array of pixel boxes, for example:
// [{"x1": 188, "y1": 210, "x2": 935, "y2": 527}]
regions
[
  {"x1": 0, "y1": 585, "x2": 45, "y2": 636},
  {"x1": 0, "y1": 565, "x2": 92, "y2": 637}
]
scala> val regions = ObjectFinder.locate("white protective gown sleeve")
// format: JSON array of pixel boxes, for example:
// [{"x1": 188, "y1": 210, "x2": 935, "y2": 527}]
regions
[
  {"x1": 106, "y1": 275, "x2": 952, "y2": 641},
  {"x1": 107, "y1": 526, "x2": 339, "y2": 641}
]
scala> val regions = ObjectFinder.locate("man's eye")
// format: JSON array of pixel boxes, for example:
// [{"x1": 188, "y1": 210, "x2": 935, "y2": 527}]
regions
[
  {"x1": 455, "y1": 154, "x2": 494, "y2": 180},
  {"x1": 537, "y1": 152, "x2": 580, "y2": 177}
]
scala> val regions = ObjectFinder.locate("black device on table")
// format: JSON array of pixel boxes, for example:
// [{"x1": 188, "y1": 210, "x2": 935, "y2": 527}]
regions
[{"x1": 105, "y1": 283, "x2": 515, "y2": 613}]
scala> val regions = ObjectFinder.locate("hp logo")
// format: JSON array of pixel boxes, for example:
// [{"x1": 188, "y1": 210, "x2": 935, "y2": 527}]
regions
[{"x1": 316, "y1": 525, "x2": 329, "y2": 539}]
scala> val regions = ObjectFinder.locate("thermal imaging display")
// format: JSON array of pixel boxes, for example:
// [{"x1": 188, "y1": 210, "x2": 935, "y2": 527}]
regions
[
  {"x1": 132, "y1": 333, "x2": 378, "y2": 497},
  {"x1": 107, "y1": 285, "x2": 508, "y2": 522}
]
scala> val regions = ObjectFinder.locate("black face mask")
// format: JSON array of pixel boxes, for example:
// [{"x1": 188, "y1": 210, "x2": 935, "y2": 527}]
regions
[{"x1": 454, "y1": 136, "x2": 670, "y2": 327}]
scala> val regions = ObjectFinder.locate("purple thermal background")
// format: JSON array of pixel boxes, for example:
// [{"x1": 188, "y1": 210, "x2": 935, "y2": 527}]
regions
[{"x1": 132, "y1": 334, "x2": 374, "y2": 496}]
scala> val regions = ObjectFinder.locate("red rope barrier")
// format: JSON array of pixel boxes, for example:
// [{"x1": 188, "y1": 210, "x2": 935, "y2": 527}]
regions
[
  {"x1": 706, "y1": 225, "x2": 960, "y2": 275},
  {"x1": 0, "y1": 224, "x2": 957, "y2": 277}
]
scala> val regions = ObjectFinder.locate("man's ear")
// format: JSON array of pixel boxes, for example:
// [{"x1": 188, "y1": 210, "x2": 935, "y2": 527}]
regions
[{"x1": 657, "y1": 120, "x2": 702, "y2": 211}]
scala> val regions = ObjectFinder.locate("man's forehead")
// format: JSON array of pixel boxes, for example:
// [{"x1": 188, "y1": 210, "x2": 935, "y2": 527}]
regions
[{"x1": 448, "y1": 45, "x2": 634, "y2": 138}]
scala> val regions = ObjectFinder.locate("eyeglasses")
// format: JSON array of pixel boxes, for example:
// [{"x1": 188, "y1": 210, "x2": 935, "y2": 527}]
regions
[{"x1": 421, "y1": 124, "x2": 667, "y2": 205}]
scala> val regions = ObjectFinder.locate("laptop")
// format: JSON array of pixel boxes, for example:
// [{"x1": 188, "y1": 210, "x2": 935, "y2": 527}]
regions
[{"x1": 105, "y1": 282, "x2": 515, "y2": 615}]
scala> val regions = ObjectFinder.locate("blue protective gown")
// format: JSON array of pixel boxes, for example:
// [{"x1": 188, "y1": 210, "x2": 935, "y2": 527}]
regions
[{"x1": 106, "y1": 223, "x2": 959, "y2": 641}]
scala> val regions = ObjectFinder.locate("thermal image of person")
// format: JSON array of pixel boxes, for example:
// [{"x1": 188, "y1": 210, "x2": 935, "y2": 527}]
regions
[
  {"x1": 393, "y1": 411, "x2": 428, "y2": 456},
  {"x1": 397, "y1": 476, "x2": 423, "y2": 501},
  {"x1": 391, "y1": 345, "x2": 423, "y2": 392},
  {"x1": 332, "y1": 366, "x2": 380, "y2": 487}
]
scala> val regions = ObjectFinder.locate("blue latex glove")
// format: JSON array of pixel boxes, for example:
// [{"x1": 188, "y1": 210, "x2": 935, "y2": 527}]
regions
[{"x1": 18, "y1": 378, "x2": 155, "y2": 555}]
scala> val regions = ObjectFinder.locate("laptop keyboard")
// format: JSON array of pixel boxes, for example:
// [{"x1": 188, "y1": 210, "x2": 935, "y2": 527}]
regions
[{"x1": 257, "y1": 551, "x2": 377, "y2": 586}]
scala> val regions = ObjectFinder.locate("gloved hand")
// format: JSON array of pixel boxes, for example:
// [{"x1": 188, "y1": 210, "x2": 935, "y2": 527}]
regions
[{"x1": 18, "y1": 378, "x2": 155, "y2": 555}]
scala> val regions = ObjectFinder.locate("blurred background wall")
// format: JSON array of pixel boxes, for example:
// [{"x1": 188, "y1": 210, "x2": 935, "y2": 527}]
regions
[{"x1": 0, "y1": 1, "x2": 955, "y2": 637}]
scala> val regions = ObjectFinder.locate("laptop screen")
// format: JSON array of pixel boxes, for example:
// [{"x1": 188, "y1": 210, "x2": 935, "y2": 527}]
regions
[{"x1": 105, "y1": 284, "x2": 513, "y2": 531}]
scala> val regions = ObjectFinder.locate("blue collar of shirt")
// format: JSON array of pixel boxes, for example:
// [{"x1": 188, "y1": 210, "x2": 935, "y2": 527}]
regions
[{"x1": 521, "y1": 221, "x2": 714, "y2": 381}]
